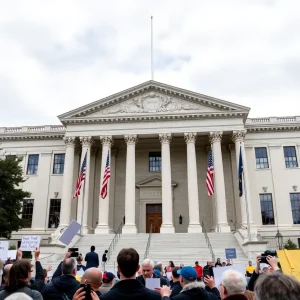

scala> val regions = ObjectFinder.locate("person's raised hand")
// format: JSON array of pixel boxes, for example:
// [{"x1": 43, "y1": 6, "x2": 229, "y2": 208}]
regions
[
  {"x1": 72, "y1": 287, "x2": 85, "y2": 300},
  {"x1": 46, "y1": 265, "x2": 52, "y2": 272},
  {"x1": 204, "y1": 275, "x2": 215, "y2": 289},
  {"x1": 255, "y1": 256, "x2": 261, "y2": 274},
  {"x1": 160, "y1": 285, "x2": 171, "y2": 297},
  {"x1": 17, "y1": 248, "x2": 23, "y2": 260},
  {"x1": 266, "y1": 255, "x2": 279, "y2": 271},
  {"x1": 34, "y1": 247, "x2": 40, "y2": 261},
  {"x1": 91, "y1": 291, "x2": 99, "y2": 300},
  {"x1": 64, "y1": 251, "x2": 71, "y2": 260}
]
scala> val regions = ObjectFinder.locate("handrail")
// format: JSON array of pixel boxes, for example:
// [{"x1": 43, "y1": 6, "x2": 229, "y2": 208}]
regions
[
  {"x1": 144, "y1": 223, "x2": 153, "y2": 259},
  {"x1": 230, "y1": 220, "x2": 247, "y2": 231},
  {"x1": 202, "y1": 221, "x2": 215, "y2": 262},
  {"x1": 107, "y1": 217, "x2": 125, "y2": 263}
]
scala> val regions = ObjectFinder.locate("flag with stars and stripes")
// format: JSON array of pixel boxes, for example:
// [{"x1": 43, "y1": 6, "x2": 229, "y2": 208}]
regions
[
  {"x1": 72, "y1": 151, "x2": 87, "y2": 199},
  {"x1": 206, "y1": 149, "x2": 214, "y2": 197},
  {"x1": 100, "y1": 151, "x2": 111, "y2": 199}
]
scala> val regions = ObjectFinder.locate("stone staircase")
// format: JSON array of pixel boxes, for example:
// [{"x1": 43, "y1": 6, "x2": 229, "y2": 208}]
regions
[{"x1": 41, "y1": 232, "x2": 249, "y2": 274}]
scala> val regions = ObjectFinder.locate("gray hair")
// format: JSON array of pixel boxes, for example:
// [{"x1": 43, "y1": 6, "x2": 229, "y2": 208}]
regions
[
  {"x1": 62, "y1": 257, "x2": 77, "y2": 275},
  {"x1": 6, "y1": 293, "x2": 33, "y2": 300},
  {"x1": 221, "y1": 270, "x2": 247, "y2": 295},
  {"x1": 142, "y1": 259, "x2": 154, "y2": 268},
  {"x1": 255, "y1": 272, "x2": 300, "y2": 300}
]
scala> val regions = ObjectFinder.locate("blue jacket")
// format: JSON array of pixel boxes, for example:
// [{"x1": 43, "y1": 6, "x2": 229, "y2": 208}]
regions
[{"x1": 85, "y1": 251, "x2": 99, "y2": 269}]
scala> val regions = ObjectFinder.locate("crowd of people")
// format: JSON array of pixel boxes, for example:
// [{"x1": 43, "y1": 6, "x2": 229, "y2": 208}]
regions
[{"x1": 0, "y1": 245, "x2": 299, "y2": 300}]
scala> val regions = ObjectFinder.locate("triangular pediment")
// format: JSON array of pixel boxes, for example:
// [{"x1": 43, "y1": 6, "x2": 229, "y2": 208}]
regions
[
  {"x1": 136, "y1": 176, "x2": 178, "y2": 188},
  {"x1": 58, "y1": 81, "x2": 250, "y2": 124}
]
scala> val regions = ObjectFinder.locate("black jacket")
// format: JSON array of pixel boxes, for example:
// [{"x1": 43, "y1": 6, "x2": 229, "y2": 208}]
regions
[
  {"x1": 85, "y1": 251, "x2": 99, "y2": 269},
  {"x1": 172, "y1": 286, "x2": 220, "y2": 300},
  {"x1": 137, "y1": 273, "x2": 169, "y2": 287},
  {"x1": 42, "y1": 274, "x2": 80, "y2": 300},
  {"x1": 247, "y1": 271, "x2": 259, "y2": 291},
  {"x1": 101, "y1": 279, "x2": 161, "y2": 300},
  {"x1": 77, "y1": 264, "x2": 87, "y2": 271},
  {"x1": 31, "y1": 261, "x2": 46, "y2": 292},
  {"x1": 170, "y1": 281, "x2": 182, "y2": 298},
  {"x1": 203, "y1": 265, "x2": 214, "y2": 277}
]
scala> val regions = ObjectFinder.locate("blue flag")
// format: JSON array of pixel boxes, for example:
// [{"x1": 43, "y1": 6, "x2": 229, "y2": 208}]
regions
[{"x1": 238, "y1": 146, "x2": 243, "y2": 197}]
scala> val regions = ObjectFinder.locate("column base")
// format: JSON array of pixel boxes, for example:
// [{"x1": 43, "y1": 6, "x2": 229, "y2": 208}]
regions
[
  {"x1": 215, "y1": 223, "x2": 231, "y2": 233},
  {"x1": 95, "y1": 225, "x2": 111, "y2": 234},
  {"x1": 122, "y1": 224, "x2": 137, "y2": 234},
  {"x1": 188, "y1": 224, "x2": 202, "y2": 233},
  {"x1": 160, "y1": 224, "x2": 175, "y2": 233},
  {"x1": 81, "y1": 225, "x2": 95, "y2": 235}
]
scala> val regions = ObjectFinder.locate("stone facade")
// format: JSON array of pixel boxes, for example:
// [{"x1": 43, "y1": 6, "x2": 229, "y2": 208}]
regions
[{"x1": 0, "y1": 81, "x2": 300, "y2": 246}]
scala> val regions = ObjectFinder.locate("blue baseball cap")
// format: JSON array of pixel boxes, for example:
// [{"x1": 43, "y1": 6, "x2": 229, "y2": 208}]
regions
[
  {"x1": 154, "y1": 269, "x2": 161, "y2": 275},
  {"x1": 177, "y1": 266, "x2": 197, "y2": 282}
]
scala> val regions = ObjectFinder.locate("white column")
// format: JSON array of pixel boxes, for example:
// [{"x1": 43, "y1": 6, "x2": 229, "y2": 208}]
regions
[
  {"x1": 59, "y1": 137, "x2": 76, "y2": 228},
  {"x1": 123, "y1": 135, "x2": 138, "y2": 234},
  {"x1": 159, "y1": 133, "x2": 175, "y2": 233},
  {"x1": 95, "y1": 136, "x2": 113, "y2": 234},
  {"x1": 209, "y1": 132, "x2": 231, "y2": 232},
  {"x1": 77, "y1": 136, "x2": 93, "y2": 234},
  {"x1": 232, "y1": 131, "x2": 253, "y2": 226},
  {"x1": 184, "y1": 133, "x2": 202, "y2": 233}
]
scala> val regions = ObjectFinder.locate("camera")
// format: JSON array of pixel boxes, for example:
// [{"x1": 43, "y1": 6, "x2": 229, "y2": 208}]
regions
[
  {"x1": 260, "y1": 250, "x2": 277, "y2": 264},
  {"x1": 68, "y1": 247, "x2": 79, "y2": 258},
  {"x1": 80, "y1": 283, "x2": 92, "y2": 300}
]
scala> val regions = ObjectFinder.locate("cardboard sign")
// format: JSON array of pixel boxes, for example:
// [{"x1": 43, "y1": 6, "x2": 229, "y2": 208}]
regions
[
  {"x1": 277, "y1": 249, "x2": 300, "y2": 282},
  {"x1": 20, "y1": 236, "x2": 40, "y2": 251},
  {"x1": 145, "y1": 278, "x2": 160, "y2": 290},
  {"x1": 0, "y1": 241, "x2": 9, "y2": 260},
  {"x1": 213, "y1": 264, "x2": 245, "y2": 289},
  {"x1": 7, "y1": 250, "x2": 17, "y2": 260},
  {"x1": 225, "y1": 248, "x2": 237, "y2": 259},
  {"x1": 59, "y1": 219, "x2": 81, "y2": 245}
]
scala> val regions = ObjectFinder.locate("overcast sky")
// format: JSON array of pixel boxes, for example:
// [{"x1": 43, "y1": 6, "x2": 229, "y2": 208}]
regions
[{"x1": 1, "y1": 0, "x2": 299, "y2": 126}]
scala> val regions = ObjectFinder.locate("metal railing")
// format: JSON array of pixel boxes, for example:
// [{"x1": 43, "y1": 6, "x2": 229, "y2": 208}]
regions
[
  {"x1": 144, "y1": 223, "x2": 153, "y2": 259},
  {"x1": 202, "y1": 221, "x2": 215, "y2": 262},
  {"x1": 229, "y1": 220, "x2": 247, "y2": 231},
  {"x1": 107, "y1": 217, "x2": 124, "y2": 263}
]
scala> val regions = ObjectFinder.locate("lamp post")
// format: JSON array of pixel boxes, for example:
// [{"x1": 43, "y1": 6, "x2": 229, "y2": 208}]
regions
[{"x1": 275, "y1": 230, "x2": 283, "y2": 250}]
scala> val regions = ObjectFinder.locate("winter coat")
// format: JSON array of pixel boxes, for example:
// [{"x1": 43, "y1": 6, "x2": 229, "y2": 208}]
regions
[
  {"x1": 85, "y1": 251, "x2": 99, "y2": 269},
  {"x1": 0, "y1": 286, "x2": 43, "y2": 300},
  {"x1": 224, "y1": 294, "x2": 248, "y2": 300},
  {"x1": 170, "y1": 281, "x2": 182, "y2": 298}
]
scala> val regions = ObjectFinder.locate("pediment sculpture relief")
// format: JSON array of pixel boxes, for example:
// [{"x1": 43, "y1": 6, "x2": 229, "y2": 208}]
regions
[{"x1": 100, "y1": 92, "x2": 204, "y2": 115}]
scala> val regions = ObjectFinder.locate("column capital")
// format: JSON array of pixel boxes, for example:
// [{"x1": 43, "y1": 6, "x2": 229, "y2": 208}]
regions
[
  {"x1": 159, "y1": 133, "x2": 172, "y2": 144},
  {"x1": 184, "y1": 133, "x2": 197, "y2": 144},
  {"x1": 100, "y1": 135, "x2": 113, "y2": 147},
  {"x1": 80, "y1": 136, "x2": 93, "y2": 147},
  {"x1": 63, "y1": 136, "x2": 76, "y2": 147},
  {"x1": 232, "y1": 130, "x2": 247, "y2": 143},
  {"x1": 209, "y1": 131, "x2": 223, "y2": 143},
  {"x1": 124, "y1": 134, "x2": 138, "y2": 145}
]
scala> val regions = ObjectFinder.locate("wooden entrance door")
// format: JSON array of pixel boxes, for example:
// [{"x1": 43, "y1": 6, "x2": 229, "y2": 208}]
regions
[{"x1": 146, "y1": 204, "x2": 162, "y2": 233}]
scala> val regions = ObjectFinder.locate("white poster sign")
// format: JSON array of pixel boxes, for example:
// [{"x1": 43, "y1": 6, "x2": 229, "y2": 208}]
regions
[
  {"x1": 7, "y1": 250, "x2": 17, "y2": 260},
  {"x1": 59, "y1": 219, "x2": 81, "y2": 245},
  {"x1": 213, "y1": 264, "x2": 245, "y2": 289},
  {"x1": 0, "y1": 241, "x2": 9, "y2": 260},
  {"x1": 145, "y1": 278, "x2": 160, "y2": 290},
  {"x1": 20, "y1": 236, "x2": 41, "y2": 251}
]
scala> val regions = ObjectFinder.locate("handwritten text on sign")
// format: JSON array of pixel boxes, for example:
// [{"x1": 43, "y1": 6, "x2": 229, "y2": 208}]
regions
[{"x1": 20, "y1": 236, "x2": 40, "y2": 251}]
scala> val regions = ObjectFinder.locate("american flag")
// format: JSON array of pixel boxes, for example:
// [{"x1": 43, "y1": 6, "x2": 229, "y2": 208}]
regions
[
  {"x1": 72, "y1": 151, "x2": 87, "y2": 199},
  {"x1": 100, "y1": 151, "x2": 111, "y2": 199},
  {"x1": 206, "y1": 149, "x2": 214, "y2": 197}
]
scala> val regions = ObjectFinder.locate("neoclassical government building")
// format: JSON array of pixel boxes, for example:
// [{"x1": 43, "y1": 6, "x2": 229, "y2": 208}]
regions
[{"x1": 1, "y1": 81, "x2": 300, "y2": 246}]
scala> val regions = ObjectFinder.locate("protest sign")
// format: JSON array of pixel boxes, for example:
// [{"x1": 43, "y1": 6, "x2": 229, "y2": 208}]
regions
[
  {"x1": 213, "y1": 264, "x2": 245, "y2": 288},
  {"x1": 0, "y1": 241, "x2": 9, "y2": 260},
  {"x1": 20, "y1": 236, "x2": 41, "y2": 251},
  {"x1": 7, "y1": 250, "x2": 17, "y2": 260},
  {"x1": 225, "y1": 248, "x2": 237, "y2": 259},
  {"x1": 145, "y1": 278, "x2": 160, "y2": 290},
  {"x1": 59, "y1": 219, "x2": 81, "y2": 245},
  {"x1": 277, "y1": 249, "x2": 300, "y2": 281},
  {"x1": 166, "y1": 272, "x2": 172, "y2": 279}
]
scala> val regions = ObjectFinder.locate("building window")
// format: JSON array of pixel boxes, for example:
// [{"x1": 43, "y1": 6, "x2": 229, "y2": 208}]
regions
[
  {"x1": 48, "y1": 199, "x2": 61, "y2": 228},
  {"x1": 284, "y1": 146, "x2": 298, "y2": 168},
  {"x1": 149, "y1": 152, "x2": 161, "y2": 172},
  {"x1": 22, "y1": 199, "x2": 34, "y2": 227},
  {"x1": 255, "y1": 147, "x2": 269, "y2": 169},
  {"x1": 53, "y1": 154, "x2": 65, "y2": 174},
  {"x1": 260, "y1": 194, "x2": 275, "y2": 225},
  {"x1": 27, "y1": 154, "x2": 39, "y2": 175},
  {"x1": 290, "y1": 193, "x2": 300, "y2": 224}
]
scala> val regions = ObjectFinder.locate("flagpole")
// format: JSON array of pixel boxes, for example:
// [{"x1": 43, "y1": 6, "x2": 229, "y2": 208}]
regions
[
  {"x1": 80, "y1": 179, "x2": 86, "y2": 236},
  {"x1": 241, "y1": 143, "x2": 251, "y2": 242},
  {"x1": 151, "y1": 15, "x2": 154, "y2": 80}
]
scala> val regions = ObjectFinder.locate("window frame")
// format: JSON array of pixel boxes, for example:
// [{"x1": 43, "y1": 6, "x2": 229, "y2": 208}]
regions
[
  {"x1": 283, "y1": 146, "x2": 298, "y2": 168},
  {"x1": 149, "y1": 152, "x2": 162, "y2": 172},
  {"x1": 290, "y1": 193, "x2": 300, "y2": 224},
  {"x1": 259, "y1": 193, "x2": 275, "y2": 225},
  {"x1": 48, "y1": 198, "x2": 61, "y2": 228},
  {"x1": 255, "y1": 147, "x2": 269, "y2": 169},
  {"x1": 21, "y1": 199, "x2": 34, "y2": 228},
  {"x1": 26, "y1": 154, "x2": 39, "y2": 175},
  {"x1": 53, "y1": 153, "x2": 65, "y2": 175}
]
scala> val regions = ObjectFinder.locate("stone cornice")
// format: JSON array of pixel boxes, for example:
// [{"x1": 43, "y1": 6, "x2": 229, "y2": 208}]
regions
[{"x1": 0, "y1": 134, "x2": 65, "y2": 141}]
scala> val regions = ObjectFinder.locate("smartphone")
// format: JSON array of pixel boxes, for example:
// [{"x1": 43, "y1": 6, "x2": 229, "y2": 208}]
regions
[{"x1": 80, "y1": 283, "x2": 92, "y2": 300}]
